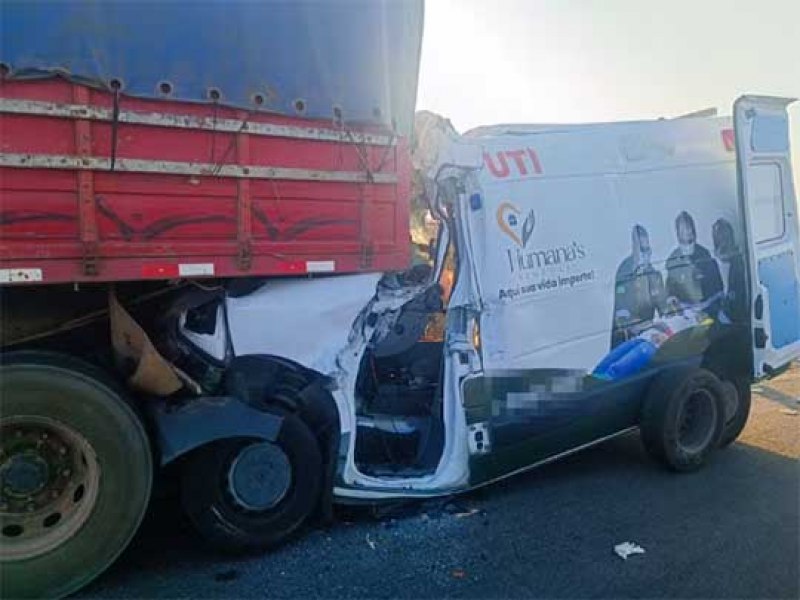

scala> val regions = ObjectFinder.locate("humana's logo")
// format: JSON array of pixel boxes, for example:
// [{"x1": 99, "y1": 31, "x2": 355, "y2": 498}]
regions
[
  {"x1": 496, "y1": 202, "x2": 535, "y2": 248},
  {"x1": 496, "y1": 201, "x2": 587, "y2": 274}
]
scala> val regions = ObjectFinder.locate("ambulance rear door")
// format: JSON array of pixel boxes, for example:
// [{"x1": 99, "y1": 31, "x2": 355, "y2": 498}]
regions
[{"x1": 734, "y1": 95, "x2": 800, "y2": 378}]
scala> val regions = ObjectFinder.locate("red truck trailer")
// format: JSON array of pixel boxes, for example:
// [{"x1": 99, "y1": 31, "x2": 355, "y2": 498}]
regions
[
  {"x1": 0, "y1": 77, "x2": 411, "y2": 284},
  {"x1": 0, "y1": 2, "x2": 424, "y2": 597}
]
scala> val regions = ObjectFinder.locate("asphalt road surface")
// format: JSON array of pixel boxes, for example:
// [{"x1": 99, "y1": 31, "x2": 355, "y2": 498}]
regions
[{"x1": 81, "y1": 365, "x2": 799, "y2": 599}]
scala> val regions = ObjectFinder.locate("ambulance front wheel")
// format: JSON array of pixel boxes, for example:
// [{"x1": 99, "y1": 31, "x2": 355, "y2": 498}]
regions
[{"x1": 180, "y1": 412, "x2": 322, "y2": 553}]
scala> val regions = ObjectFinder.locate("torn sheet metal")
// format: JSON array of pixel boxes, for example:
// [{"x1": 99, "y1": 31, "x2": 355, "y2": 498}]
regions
[
  {"x1": 413, "y1": 111, "x2": 483, "y2": 180},
  {"x1": 225, "y1": 273, "x2": 383, "y2": 375},
  {"x1": 109, "y1": 291, "x2": 183, "y2": 396}
]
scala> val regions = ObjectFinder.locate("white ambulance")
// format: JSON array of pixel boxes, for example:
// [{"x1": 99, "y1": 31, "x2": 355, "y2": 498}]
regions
[{"x1": 159, "y1": 95, "x2": 800, "y2": 550}]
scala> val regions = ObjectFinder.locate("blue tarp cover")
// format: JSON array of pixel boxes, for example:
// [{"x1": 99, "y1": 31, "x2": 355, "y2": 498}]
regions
[{"x1": 1, "y1": 0, "x2": 424, "y2": 134}]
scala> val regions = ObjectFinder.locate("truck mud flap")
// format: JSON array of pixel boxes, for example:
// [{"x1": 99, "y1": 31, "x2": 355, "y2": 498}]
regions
[{"x1": 146, "y1": 395, "x2": 282, "y2": 466}]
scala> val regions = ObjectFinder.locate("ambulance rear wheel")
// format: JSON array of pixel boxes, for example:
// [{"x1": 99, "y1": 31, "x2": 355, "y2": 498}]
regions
[
  {"x1": 180, "y1": 412, "x2": 322, "y2": 553},
  {"x1": 718, "y1": 377, "x2": 752, "y2": 448},
  {"x1": 641, "y1": 367, "x2": 725, "y2": 472}
]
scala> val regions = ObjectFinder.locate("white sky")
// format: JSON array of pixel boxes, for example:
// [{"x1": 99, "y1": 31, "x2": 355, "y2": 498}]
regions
[{"x1": 417, "y1": 0, "x2": 800, "y2": 186}]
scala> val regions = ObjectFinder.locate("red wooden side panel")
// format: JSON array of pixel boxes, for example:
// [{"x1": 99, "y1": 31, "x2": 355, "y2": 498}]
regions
[{"x1": 0, "y1": 78, "x2": 411, "y2": 285}]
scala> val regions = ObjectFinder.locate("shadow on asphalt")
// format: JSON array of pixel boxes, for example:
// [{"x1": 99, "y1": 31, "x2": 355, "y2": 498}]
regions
[
  {"x1": 89, "y1": 435, "x2": 654, "y2": 572},
  {"x1": 80, "y1": 431, "x2": 799, "y2": 599}
]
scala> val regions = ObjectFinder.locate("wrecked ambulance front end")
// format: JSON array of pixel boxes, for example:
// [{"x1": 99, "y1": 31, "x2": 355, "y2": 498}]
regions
[{"x1": 158, "y1": 111, "x2": 487, "y2": 500}]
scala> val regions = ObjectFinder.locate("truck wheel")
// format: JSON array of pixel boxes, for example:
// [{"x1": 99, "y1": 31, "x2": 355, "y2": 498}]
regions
[
  {"x1": 0, "y1": 352, "x2": 152, "y2": 599},
  {"x1": 180, "y1": 412, "x2": 322, "y2": 553},
  {"x1": 640, "y1": 367, "x2": 725, "y2": 472},
  {"x1": 718, "y1": 377, "x2": 752, "y2": 448}
]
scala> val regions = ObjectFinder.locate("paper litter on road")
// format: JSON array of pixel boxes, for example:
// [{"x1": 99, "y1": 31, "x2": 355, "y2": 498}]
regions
[
  {"x1": 455, "y1": 508, "x2": 480, "y2": 518},
  {"x1": 614, "y1": 541, "x2": 645, "y2": 560},
  {"x1": 365, "y1": 533, "x2": 376, "y2": 550},
  {"x1": 779, "y1": 408, "x2": 798, "y2": 416}
]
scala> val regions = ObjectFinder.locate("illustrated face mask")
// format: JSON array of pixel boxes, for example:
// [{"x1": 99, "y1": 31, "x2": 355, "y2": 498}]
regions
[
  {"x1": 714, "y1": 248, "x2": 731, "y2": 261},
  {"x1": 632, "y1": 226, "x2": 651, "y2": 268}
]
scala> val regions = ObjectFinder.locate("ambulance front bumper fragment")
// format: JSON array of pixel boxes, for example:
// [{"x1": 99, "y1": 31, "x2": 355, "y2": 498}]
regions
[{"x1": 145, "y1": 396, "x2": 283, "y2": 466}]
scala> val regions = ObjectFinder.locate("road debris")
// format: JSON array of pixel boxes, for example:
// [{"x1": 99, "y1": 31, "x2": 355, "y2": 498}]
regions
[
  {"x1": 451, "y1": 568, "x2": 466, "y2": 579},
  {"x1": 779, "y1": 408, "x2": 798, "y2": 415},
  {"x1": 366, "y1": 533, "x2": 377, "y2": 550},
  {"x1": 455, "y1": 508, "x2": 481, "y2": 518},
  {"x1": 614, "y1": 541, "x2": 645, "y2": 560}
]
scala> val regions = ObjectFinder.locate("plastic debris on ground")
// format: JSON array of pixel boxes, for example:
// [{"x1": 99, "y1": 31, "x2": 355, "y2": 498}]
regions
[
  {"x1": 366, "y1": 534, "x2": 376, "y2": 550},
  {"x1": 614, "y1": 541, "x2": 646, "y2": 560}
]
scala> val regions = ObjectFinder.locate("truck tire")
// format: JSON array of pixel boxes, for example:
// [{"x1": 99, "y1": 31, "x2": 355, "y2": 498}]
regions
[
  {"x1": 640, "y1": 366, "x2": 725, "y2": 472},
  {"x1": 0, "y1": 352, "x2": 152, "y2": 599},
  {"x1": 718, "y1": 377, "x2": 752, "y2": 448},
  {"x1": 180, "y1": 411, "x2": 322, "y2": 553}
]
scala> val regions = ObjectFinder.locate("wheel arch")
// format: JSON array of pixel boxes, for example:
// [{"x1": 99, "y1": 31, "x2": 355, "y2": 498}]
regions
[
  {"x1": 700, "y1": 325, "x2": 753, "y2": 382},
  {"x1": 221, "y1": 354, "x2": 342, "y2": 520}
]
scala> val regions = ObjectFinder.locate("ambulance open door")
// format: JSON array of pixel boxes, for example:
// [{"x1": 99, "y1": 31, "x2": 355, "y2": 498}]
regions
[{"x1": 734, "y1": 95, "x2": 800, "y2": 377}]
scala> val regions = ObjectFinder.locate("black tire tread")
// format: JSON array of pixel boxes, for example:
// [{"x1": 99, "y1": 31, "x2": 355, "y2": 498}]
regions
[
  {"x1": 0, "y1": 351, "x2": 152, "y2": 599},
  {"x1": 719, "y1": 376, "x2": 752, "y2": 448},
  {"x1": 180, "y1": 411, "x2": 322, "y2": 554},
  {"x1": 641, "y1": 366, "x2": 725, "y2": 472}
]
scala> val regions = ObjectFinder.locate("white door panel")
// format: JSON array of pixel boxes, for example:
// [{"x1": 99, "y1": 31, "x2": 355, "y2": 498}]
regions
[{"x1": 734, "y1": 95, "x2": 800, "y2": 377}]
